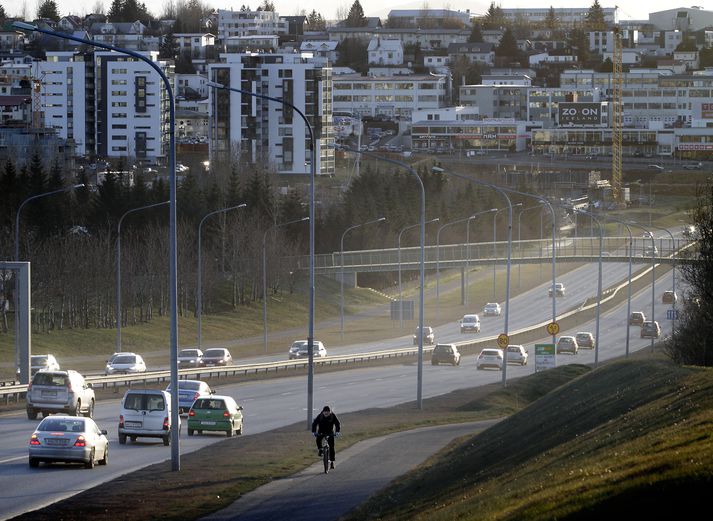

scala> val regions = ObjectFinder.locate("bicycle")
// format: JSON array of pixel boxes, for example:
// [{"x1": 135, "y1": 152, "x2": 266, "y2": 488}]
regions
[{"x1": 315, "y1": 432, "x2": 338, "y2": 474}]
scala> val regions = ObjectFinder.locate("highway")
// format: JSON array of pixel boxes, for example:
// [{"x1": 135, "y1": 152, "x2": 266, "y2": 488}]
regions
[{"x1": 0, "y1": 254, "x2": 680, "y2": 519}]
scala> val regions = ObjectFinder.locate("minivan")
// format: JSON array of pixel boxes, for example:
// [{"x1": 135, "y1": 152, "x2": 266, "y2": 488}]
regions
[{"x1": 118, "y1": 389, "x2": 179, "y2": 446}]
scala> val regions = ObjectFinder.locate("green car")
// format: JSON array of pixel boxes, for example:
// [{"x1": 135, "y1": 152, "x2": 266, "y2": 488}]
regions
[{"x1": 187, "y1": 395, "x2": 244, "y2": 437}]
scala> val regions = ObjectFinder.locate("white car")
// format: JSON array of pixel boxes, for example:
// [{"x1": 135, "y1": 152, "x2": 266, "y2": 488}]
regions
[
  {"x1": 413, "y1": 326, "x2": 435, "y2": 345},
  {"x1": 177, "y1": 348, "x2": 204, "y2": 368},
  {"x1": 30, "y1": 354, "x2": 60, "y2": 375},
  {"x1": 288, "y1": 340, "x2": 327, "y2": 360},
  {"x1": 548, "y1": 283, "x2": 566, "y2": 297},
  {"x1": 505, "y1": 345, "x2": 528, "y2": 365},
  {"x1": 119, "y1": 389, "x2": 178, "y2": 445},
  {"x1": 105, "y1": 353, "x2": 146, "y2": 375},
  {"x1": 460, "y1": 314, "x2": 481, "y2": 334},
  {"x1": 476, "y1": 349, "x2": 503, "y2": 370},
  {"x1": 483, "y1": 303, "x2": 502, "y2": 316}
]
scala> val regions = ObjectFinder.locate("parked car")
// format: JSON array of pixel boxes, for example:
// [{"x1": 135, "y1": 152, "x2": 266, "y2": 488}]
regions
[
  {"x1": 105, "y1": 353, "x2": 146, "y2": 375},
  {"x1": 683, "y1": 162, "x2": 703, "y2": 170},
  {"x1": 548, "y1": 283, "x2": 566, "y2": 297},
  {"x1": 431, "y1": 344, "x2": 461, "y2": 366},
  {"x1": 26, "y1": 370, "x2": 95, "y2": 420},
  {"x1": 288, "y1": 340, "x2": 327, "y2": 360},
  {"x1": 118, "y1": 389, "x2": 178, "y2": 445},
  {"x1": 201, "y1": 348, "x2": 233, "y2": 367},
  {"x1": 460, "y1": 314, "x2": 481, "y2": 334},
  {"x1": 648, "y1": 164, "x2": 664, "y2": 171},
  {"x1": 641, "y1": 321, "x2": 661, "y2": 339},
  {"x1": 556, "y1": 336, "x2": 579, "y2": 355},
  {"x1": 187, "y1": 395, "x2": 244, "y2": 437},
  {"x1": 476, "y1": 348, "x2": 503, "y2": 370},
  {"x1": 413, "y1": 326, "x2": 435, "y2": 345},
  {"x1": 505, "y1": 345, "x2": 528, "y2": 365},
  {"x1": 177, "y1": 348, "x2": 204, "y2": 368},
  {"x1": 28, "y1": 415, "x2": 108, "y2": 469},
  {"x1": 166, "y1": 380, "x2": 213, "y2": 414},
  {"x1": 662, "y1": 291, "x2": 677, "y2": 304},
  {"x1": 629, "y1": 312, "x2": 646, "y2": 326},
  {"x1": 575, "y1": 332, "x2": 595, "y2": 349},
  {"x1": 30, "y1": 354, "x2": 60, "y2": 376},
  {"x1": 483, "y1": 302, "x2": 502, "y2": 316}
]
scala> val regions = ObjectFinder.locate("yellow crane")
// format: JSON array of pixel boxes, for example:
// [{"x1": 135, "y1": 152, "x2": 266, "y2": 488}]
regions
[{"x1": 611, "y1": 26, "x2": 623, "y2": 203}]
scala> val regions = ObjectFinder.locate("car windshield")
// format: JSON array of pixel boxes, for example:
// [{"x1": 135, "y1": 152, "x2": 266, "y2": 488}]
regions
[
  {"x1": 507, "y1": 346, "x2": 520, "y2": 352},
  {"x1": 463, "y1": 316, "x2": 477, "y2": 323},
  {"x1": 576, "y1": 333, "x2": 589, "y2": 339},
  {"x1": 32, "y1": 373, "x2": 68, "y2": 386},
  {"x1": 113, "y1": 355, "x2": 136, "y2": 364},
  {"x1": 482, "y1": 350, "x2": 499, "y2": 356},
  {"x1": 193, "y1": 399, "x2": 225, "y2": 410},
  {"x1": 179, "y1": 350, "x2": 201, "y2": 357},
  {"x1": 31, "y1": 356, "x2": 48, "y2": 365},
  {"x1": 204, "y1": 349, "x2": 225, "y2": 357},
  {"x1": 38, "y1": 418, "x2": 85, "y2": 432}
]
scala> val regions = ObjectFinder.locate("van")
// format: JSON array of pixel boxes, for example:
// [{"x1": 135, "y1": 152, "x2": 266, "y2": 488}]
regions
[{"x1": 118, "y1": 389, "x2": 179, "y2": 446}]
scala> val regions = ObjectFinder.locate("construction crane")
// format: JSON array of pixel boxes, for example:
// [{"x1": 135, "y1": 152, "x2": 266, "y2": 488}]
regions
[{"x1": 611, "y1": 26, "x2": 623, "y2": 204}]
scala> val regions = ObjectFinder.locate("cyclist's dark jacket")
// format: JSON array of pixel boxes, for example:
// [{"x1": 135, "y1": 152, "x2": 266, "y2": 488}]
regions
[{"x1": 312, "y1": 412, "x2": 341, "y2": 435}]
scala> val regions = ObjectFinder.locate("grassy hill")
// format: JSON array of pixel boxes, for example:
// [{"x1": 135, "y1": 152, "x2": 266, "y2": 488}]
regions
[{"x1": 344, "y1": 357, "x2": 713, "y2": 521}]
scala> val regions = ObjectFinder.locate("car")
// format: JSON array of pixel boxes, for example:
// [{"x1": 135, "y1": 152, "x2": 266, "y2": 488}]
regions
[
  {"x1": 548, "y1": 283, "x2": 566, "y2": 297},
  {"x1": 642, "y1": 231, "x2": 653, "y2": 239},
  {"x1": 105, "y1": 352, "x2": 146, "y2": 375},
  {"x1": 633, "y1": 150, "x2": 644, "y2": 157},
  {"x1": 28, "y1": 415, "x2": 108, "y2": 469},
  {"x1": 556, "y1": 336, "x2": 579, "y2": 354},
  {"x1": 288, "y1": 340, "x2": 327, "y2": 360},
  {"x1": 629, "y1": 312, "x2": 646, "y2": 326},
  {"x1": 188, "y1": 395, "x2": 244, "y2": 437},
  {"x1": 30, "y1": 354, "x2": 60, "y2": 376},
  {"x1": 662, "y1": 291, "x2": 677, "y2": 304},
  {"x1": 460, "y1": 314, "x2": 481, "y2": 333},
  {"x1": 648, "y1": 164, "x2": 664, "y2": 171},
  {"x1": 643, "y1": 245, "x2": 658, "y2": 257},
  {"x1": 483, "y1": 302, "x2": 502, "y2": 316},
  {"x1": 118, "y1": 389, "x2": 179, "y2": 445},
  {"x1": 177, "y1": 348, "x2": 204, "y2": 368},
  {"x1": 201, "y1": 347, "x2": 233, "y2": 366},
  {"x1": 683, "y1": 162, "x2": 703, "y2": 170},
  {"x1": 476, "y1": 348, "x2": 503, "y2": 370},
  {"x1": 166, "y1": 380, "x2": 213, "y2": 414},
  {"x1": 26, "y1": 370, "x2": 95, "y2": 420},
  {"x1": 505, "y1": 345, "x2": 528, "y2": 365},
  {"x1": 575, "y1": 332, "x2": 595, "y2": 349},
  {"x1": 413, "y1": 326, "x2": 435, "y2": 345},
  {"x1": 431, "y1": 344, "x2": 461, "y2": 366},
  {"x1": 641, "y1": 321, "x2": 661, "y2": 339}
]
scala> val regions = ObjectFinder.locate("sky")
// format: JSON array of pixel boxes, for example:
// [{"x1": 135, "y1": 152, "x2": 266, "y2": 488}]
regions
[{"x1": 6, "y1": 1, "x2": 695, "y2": 23}]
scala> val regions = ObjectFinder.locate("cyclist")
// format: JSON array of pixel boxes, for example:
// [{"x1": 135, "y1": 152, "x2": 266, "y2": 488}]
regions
[{"x1": 312, "y1": 405, "x2": 341, "y2": 470}]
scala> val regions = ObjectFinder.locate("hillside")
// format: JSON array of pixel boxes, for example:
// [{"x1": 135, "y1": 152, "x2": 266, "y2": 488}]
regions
[{"x1": 344, "y1": 358, "x2": 713, "y2": 520}]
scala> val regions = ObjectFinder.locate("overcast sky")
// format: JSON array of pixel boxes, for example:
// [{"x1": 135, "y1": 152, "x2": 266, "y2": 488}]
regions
[{"x1": 8, "y1": 1, "x2": 691, "y2": 23}]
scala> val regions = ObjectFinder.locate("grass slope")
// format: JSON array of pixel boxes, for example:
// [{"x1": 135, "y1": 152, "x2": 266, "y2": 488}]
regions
[{"x1": 344, "y1": 357, "x2": 713, "y2": 521}]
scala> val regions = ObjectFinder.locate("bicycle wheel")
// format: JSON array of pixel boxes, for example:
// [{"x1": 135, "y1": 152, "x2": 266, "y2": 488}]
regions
[{"x1": 322, "y1": 440, "x2": 330, "y2": 473}]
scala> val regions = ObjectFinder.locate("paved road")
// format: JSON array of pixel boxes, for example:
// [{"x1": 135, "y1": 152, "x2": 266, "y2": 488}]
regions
[{"x1": 201, "y1": 420, "x2": 499, "y2": 521}]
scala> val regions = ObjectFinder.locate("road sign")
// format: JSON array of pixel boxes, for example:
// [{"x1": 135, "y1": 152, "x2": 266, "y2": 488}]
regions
[
  {"x1": 666, "y1": 309, "x2": 679, "y2": 320},
  {"x1": 497, "y1": 333, "x2": 509, "y2": 349},
  {"x1": 535, "y1": 344, "x2": 556, "y2": 371},
  {"x1": 546, "y1": 322, "x2": 560, "y2": 335}
]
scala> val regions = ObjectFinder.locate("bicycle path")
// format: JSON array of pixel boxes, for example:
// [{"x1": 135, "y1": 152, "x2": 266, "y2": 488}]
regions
[{"x1": 201, "y1": 419, "x2": 499, "y2": 521}]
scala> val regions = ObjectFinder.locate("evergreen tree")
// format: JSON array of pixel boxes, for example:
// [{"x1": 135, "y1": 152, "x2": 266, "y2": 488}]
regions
[
  {"x1": 177, "y1": 170, "x2": 204, "y2": 223},
  {"x1": 568, "y1": 27, "x2": 590, "y2": 63},
  {"x1": 545, "y1": 6, "x2": 559, "y2": 31},
  {"x1": 226, "y1": 163, "x2": 242, "y2": 207},
  {"x1": 159, "y1": 29, "x2": 178, "y2": 60},
  {"x1": 0, "y1": 160, "x2": 18, "y2": 231},
  {"x1": 468, "y1": 22, "x2": 483, "y2": 43},
  {"x1": 0, "y1": 5, "x2": 6, "y2": 24},
  {"x1": 585, "y1": 0, "x2": 606, "y2": 31},
  {"x1": 345, "y1": 0, "x2": 367, "y2": 28},
  {"x1": 306, "y1": 10, "x2": 326, "y2": 31},
  {"x1": 495, "y1": 28, "x2": 519, "y2": 59},
  {"x1": 107, "y1": 0, "x2": 123, "y2": 21},
  {"x1": 482, "y1": 2, "x2": 505, "y2": 30},
  {"x1": 259, "y1": 0, "x2": 275, "y2": 11},
  {"x1": 37, "y1": 0, "x2": 60, "y2": 21}
]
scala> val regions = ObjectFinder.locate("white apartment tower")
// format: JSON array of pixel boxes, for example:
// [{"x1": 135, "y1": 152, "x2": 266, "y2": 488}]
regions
[{"x1": 208, "y1": 53, "x2": 334, "y2": 175}]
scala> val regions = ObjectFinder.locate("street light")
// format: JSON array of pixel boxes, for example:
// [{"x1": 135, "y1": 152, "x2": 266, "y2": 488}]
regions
[
  {"x1": 117, "y1": 201, "x2": 169, "y2": 353},
  {"x1": 13, "y1": 20, "x2": 181, "y2": 469},
  {"x1": 197, "y1": 204, "x2": 247, "y2": 350},
  {"x1": 436, "y1": 209, "x2": 497, "y2": 318},
  {"x1": 626, "y1": 220, "x2": 658, "y2": 352},
  {"x1": 575, "y1": 209, "x2": 604, "y2": 367},
  {"x1": 517, "y1": 205, "x2": 544, "y2": 289},
  {"x1": 264, "y1": 216, "x2": 310, "y2": 352},
  {"x1": 398, "y1": 217, "x2": 439, "y2": 330},
  {"x1": 645, "y1": 223, "x2": 677, "y2": 351},
  {"x1": 14, "y1": 183, "x2": 84, "y2": 379},
  {"x1": 493, "y1": 204, "x2": 521, "y2": 301},
  {"x1": 340, "y1": 217, "x2": 385, "y2": 339},
  {"x1": 206, "y1": 80, "x2": 317, "y2": 429},
  {"x1": 335, "y1": 144, "x2": 427, "y2": 408}
]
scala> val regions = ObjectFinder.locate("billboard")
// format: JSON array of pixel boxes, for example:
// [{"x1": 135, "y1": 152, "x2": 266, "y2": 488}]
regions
[{"x1": 558, "y1": 102, "x2": 604, "y2": 126}]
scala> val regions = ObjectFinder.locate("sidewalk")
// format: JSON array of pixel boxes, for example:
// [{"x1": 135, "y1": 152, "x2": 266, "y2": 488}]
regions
[{"x1": 201, "y1": 419, "x2": 499, "y2": 521}]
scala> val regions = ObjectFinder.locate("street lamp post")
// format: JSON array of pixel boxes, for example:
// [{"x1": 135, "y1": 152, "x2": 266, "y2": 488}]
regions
[
  {"x1": 576, "y1": 209, "x2": 604, "y2": 367},
  {"x1": 492, "y1": 204, "x2": 521, "y2": 301},
  {"x1": 626, "y1": 221, "x2": 658, "y2": 352},
  {"x1": 117, "y1": 201, "x2": 169, "y2": 353},
  {"x1": 14, "y1": 183, "x2": 84, "y2": 379},
  {"x1": 436, "y1": 210, "x2": 497, "y2": 317},
  {"x1": 646, "y1": 224, "x2": 677, "y2": 350},
  {"x1": 517, "y1": 205, "x2": 543, "y2": 289},
  {"x1": 335, "y1": 145, "x2": 427, "y2": 408},
  {"x1": 601, "y1": 215, "x2": 633, "y2": 357},
  {"x1": 13, "y1": 20, "x2": 181, "y2": 468},
  {"x1": 398, "y1": 218, "x2": 439, "y2": 330},
  {"x1": 206, "y1": 80, "x2": 317, "y2": 429},
  {"x1": 197, "y1": 204, "x2": 247, "y2": 350},
  {"x1": 264, "y1": 216, "x2": 309, "y2": 352},
  {"x1": 340, "y1": 217, "x2": 385, "y2": 339}
]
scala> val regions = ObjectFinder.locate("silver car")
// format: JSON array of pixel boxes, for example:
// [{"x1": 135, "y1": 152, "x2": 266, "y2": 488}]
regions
[
  {"x1": 26, "y1": 370, "x2": 96, "y2": 420},
  {"x1": 30, "y1": 354, "x2": 60, "y2": 376},
  {"x1": 29, "y1": 415, "x2": 109, "y2": 469},
  {"x1": 202, "y1": 348, "x2": 233, "y2": 366},
  {"x1": 105, "y1": 353, "x2": 146, "y2": 375}
]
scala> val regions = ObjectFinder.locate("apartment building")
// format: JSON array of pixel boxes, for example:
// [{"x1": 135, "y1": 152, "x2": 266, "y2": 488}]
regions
[
  {"x1": 332, "y1": 74, "x2": 446, "y2": 119},
  {"x1": 327, "y1": 27, "x2": 469, "y2": 52},
  {"x1": 174, "y1": 33, "x2": 216, "y2": 59},
  {"x1": 207, "y1": 53, "x2": 334, "y2": 176},
  {"x1": 216, "y1": 9, "x2": 289, "y2": 42},
  {"x1": 500, "y1": 7, "x2": 618, "y2": 27},
  {"x1": 368, "y1": 38, "x2": 403, "y2": 65},
  {"x1": 411, "y1": 114, "x2": 528, "y2": 153}
]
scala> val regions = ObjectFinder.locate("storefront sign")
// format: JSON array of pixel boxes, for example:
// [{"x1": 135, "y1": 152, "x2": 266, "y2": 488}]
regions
[{"x1": 558, "y1": 102, "x2": 604, "y2": 125}]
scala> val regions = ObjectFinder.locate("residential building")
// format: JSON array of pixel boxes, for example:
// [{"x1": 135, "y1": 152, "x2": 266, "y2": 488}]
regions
[
  {"x1": 386, "y1": 9, "x2": 472, "y2": 28},
  {"x1": 300, "y1": 41, "x2": 339, "y2": 66},
  {"x1": 528, "y1": 52, "x2": 577, "y2": 67},
  {"x1": 174, "y1": 33, "x2": 215, "y2": 59},
  {"x1": 327, "y1": 27, "x2": 469, "y2": 52},
  {"x1": 411, "y1": 114, "x2": 528, "y2": 153},
  {"x1": 368, "y1": 38, "x2": 403, "y2": 65},
  {"x1": 89, "y1": 22, "x2": 159, "y2": 52},
  {"x1": 216, "y1": 9, "x2": 289, "y2": 42},
  {"x1": 459, "y1": 84, "x2": 529, "y2": 120},
  {"x1": 207, "y1": 53, "x2": 334, "y2": 176},
  {"x1": 500, "y1": 7, "x2": 618, "y2": 27},
  {"x1": 649, "y1": 7, "x2": 713, "y2": 32},
  {"x1": 447, "y1": 42, "x2": 495, "y2": 66}
]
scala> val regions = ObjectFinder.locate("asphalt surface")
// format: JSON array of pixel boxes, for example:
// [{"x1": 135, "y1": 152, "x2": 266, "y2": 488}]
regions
[{"x1": 201, "y1": 420, "x2": 498, "y2": 521}]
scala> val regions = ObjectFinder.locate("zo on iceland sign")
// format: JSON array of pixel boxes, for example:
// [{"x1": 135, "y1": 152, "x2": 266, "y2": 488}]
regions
[{"x1": 558, "y1": 102, "x2": 604, "y2": 125}]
